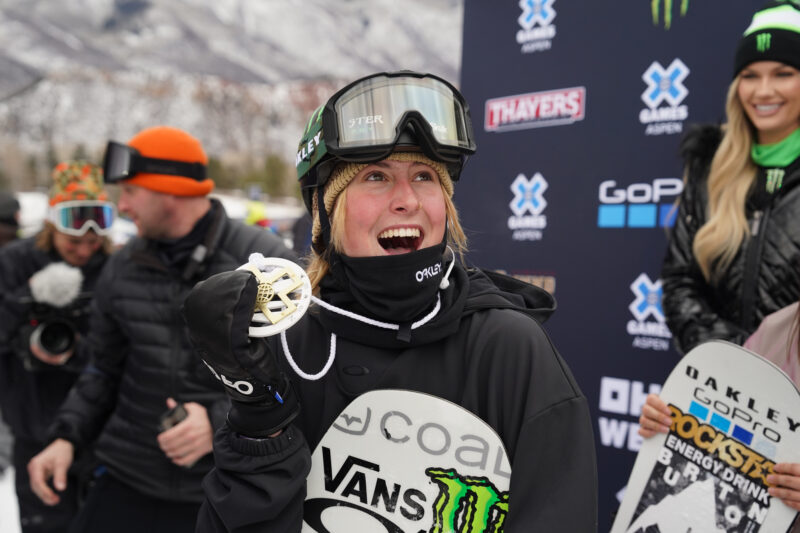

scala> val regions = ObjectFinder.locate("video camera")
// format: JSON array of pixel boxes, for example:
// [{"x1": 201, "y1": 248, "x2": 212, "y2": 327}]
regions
[{"x1": 15, "y1": 294, "x2": 93, "y2": 371}]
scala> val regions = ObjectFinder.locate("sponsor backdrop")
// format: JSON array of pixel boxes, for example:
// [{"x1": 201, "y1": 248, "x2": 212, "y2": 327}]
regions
[{"x1": 458, "y1": 1, "x2": 761, "y2": 530}]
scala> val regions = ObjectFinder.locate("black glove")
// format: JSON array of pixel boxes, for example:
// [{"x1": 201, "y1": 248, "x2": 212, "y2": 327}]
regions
[{"x1": 182, "y1": 269, "x2": 299, "y2": 438}]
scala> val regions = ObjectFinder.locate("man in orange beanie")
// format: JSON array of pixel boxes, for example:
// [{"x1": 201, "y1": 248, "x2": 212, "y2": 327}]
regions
[{"x1": 28, "y1": 126, "x2": 296, "y2": 533}]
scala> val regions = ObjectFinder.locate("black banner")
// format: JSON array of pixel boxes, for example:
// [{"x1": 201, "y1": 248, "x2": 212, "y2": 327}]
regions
[{"x1": 459, "y1": 1, "x2": 761, "y2": 529}]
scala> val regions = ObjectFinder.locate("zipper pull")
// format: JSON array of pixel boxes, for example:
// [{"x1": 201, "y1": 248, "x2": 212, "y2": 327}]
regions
[{"x1": 751, "y1": 210, "x2": 763, "y2": 236}]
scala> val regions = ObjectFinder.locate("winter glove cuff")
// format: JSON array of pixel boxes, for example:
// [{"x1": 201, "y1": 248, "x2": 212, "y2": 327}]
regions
[{"x1": 227, "y1": 375, "x2": 300, "y2": 438}]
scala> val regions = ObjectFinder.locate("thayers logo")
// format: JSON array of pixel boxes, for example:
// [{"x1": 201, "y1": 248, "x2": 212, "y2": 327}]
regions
[{"x1": 485, "y1": 87, "x2": 585, "y2": 132}]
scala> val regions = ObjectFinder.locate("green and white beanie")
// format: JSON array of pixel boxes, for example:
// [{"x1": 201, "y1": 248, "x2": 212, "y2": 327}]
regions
[{"x1": 734, "y1": 1, "x2": 800, "y2": 76}]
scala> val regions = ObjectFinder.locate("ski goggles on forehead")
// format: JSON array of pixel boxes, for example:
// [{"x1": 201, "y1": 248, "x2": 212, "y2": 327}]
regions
[
  {"x1": 48, "y1": 201, "x2": 115, "y2": 236},
  {"x1": 320, "y1": 73, "x2": 476, "y2": 163},
  {"x1": 103, "y1": 141, "x2": 206, "y2": 183}
]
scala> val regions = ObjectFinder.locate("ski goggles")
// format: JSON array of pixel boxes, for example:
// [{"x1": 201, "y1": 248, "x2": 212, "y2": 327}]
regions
[
  {"x1": 48, "y1": 201, "x2": 116, "y2": 236},
  {"x1": 102, "y1": 141, "x2": 207, "y2": 183},
  {"x1": 299, "y1": 72, "x2": 476, "y2": 174}
]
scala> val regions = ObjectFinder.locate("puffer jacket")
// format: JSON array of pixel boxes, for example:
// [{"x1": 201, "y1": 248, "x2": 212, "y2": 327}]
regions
[
  {"x1": 0, "y1": 236, "x2": 108, "y2": 443},
  {"x1": 48, "y1": 200, "x2": 296, "y2": 503},
  {"x1": 662, "y1": 124, "x2": 800, "y2": 354}
]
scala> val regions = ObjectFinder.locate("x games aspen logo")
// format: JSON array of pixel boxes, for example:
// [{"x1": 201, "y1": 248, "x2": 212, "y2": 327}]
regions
[
  {"x1": 516, "y1": 0, "x2": 557, "y2": 53},
  {"x1": 510, "y1": 173, "x2": 547, "y2": 217},
  {"x1": 629, "y1": 274, "x2": 664, "y2": 323},
  {"x1": 651, "y1": 0, "x2": 690, "y2": 29},
  {"x1": 518, "y1": 0, "x2": 555, "y2": 30},
  {"x1": 639, "y1": 59, "x2": 690, "y2": 136},
  {"x1": 627, "y1": 273, "x2": 672, "y2": 351},
  {"x1": 508, "y1": 173, "x2": 549, "y2": 242}
]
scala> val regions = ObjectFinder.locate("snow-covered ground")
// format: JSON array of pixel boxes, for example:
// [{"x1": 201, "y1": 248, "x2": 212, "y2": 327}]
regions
[{"x1": 0, "y1": 468, "x2": 21, "y2": 533}]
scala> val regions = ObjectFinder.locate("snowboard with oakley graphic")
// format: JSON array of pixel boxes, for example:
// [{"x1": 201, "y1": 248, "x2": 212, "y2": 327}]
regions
[{"x1": 611, "y1": 341, "x2": 800, "y2": 533}]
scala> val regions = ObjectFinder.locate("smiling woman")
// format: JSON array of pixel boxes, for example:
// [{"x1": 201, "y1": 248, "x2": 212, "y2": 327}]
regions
[
  {"x1": 655, "y1": 0, "x2": 800, "y2": 520},
  {"x1": 662, "y1": 0, "x2": 800, "y2": 354},
  {"x1": 738, "y1": 61, "x2": 800, "y2": 145},
  {"x1": 339, "y1": 158, "x2": 446, "y2": 256},
  {"x1": 182, "y1": 71, "x2": 599, "y2": 531}
]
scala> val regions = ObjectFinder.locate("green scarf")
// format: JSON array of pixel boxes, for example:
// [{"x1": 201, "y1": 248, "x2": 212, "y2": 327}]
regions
[{"x1": 751, "y1": 127, "x2": 800, "y2": 168}]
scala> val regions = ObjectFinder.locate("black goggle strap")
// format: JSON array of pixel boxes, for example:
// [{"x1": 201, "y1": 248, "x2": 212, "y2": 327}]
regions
[
  {"x1": 316, "y1": 186, "x2": 332, "y2": 253},
  {"x1": 131, "y1": 155, "x2": 207, "y2": 182}
]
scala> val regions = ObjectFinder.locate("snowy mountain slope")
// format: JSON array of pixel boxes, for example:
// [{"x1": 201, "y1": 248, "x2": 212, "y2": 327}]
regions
[
  {"x1": 0, "y1": 0, "x2": 462, "y2": 90},
  {"x1": 0, "y1": 0, "x2": 463, "y2": 188}
]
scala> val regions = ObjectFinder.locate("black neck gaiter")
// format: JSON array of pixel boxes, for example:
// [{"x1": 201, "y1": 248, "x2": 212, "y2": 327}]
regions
[{"x1": 327, "y1": 242, "x2": 447, "y2": 323}]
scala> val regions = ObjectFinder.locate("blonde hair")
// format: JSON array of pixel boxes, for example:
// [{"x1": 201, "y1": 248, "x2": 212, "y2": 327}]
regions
[
  {"x1": 305, "y1": 185, "x2": 467, "y2": 293},
  {"x1": 692, "y1": 78, "x2": 758, "y2": 282}
]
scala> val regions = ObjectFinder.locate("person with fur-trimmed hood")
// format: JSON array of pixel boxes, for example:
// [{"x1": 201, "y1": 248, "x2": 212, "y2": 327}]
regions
[
  {"x1": 662, "y1": 0, "x2": 800, "y2": 356},
  {"x1": 182, "y1": 71, "x2": 597, "y2": 532},
  {"x1": 647, "y1": 1, "x2": 800, "y2": 518},
  {"x1": 0, "y1": 161, "x2": 114, "y2": 533}
]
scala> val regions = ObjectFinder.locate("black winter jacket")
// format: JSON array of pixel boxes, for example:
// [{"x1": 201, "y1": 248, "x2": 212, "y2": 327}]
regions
[
  {"x1": 0, "y1": 236, "x2": 108, "y2": 444},
  {"x1": 48, "y1": 200, "x2": 296, "y2": 503},
  {"x1": 197, "y1": 265, "x2": 598, "y2": 531},
  {"x1": 662, "y1": 124, "x2": 800, "y2": 354}
]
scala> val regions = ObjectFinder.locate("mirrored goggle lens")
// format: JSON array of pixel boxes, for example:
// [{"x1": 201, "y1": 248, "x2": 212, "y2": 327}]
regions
[
  {"x1": 103, "y1": 142, "x2": 134, "y2": 182},
  {"x1": 54, "y1": 204, "x2": 115, "y2": 234},
  {"x1": 334, "y1": 76, "x2": 470, "y2": 149}
]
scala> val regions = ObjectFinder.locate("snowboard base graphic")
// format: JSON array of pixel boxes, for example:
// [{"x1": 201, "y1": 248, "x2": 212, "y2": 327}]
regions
[
  {"x1": 301, "y1": 389, "x2": 511, "y2": 533},
  {"x1": 611, "y1": 341, "x2": 800, "y2": 533}
]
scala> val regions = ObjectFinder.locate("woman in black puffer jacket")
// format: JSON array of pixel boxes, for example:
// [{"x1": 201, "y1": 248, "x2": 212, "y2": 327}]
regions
[{"x1": 662, "y1": 1, "x2": 800, "y2": 355}]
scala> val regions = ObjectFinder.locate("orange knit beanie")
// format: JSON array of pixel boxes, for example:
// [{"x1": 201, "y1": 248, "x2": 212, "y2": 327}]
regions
[
  {"x1": 126, "y1": 126, "x2": 213, "y2": 196},
  {"x1": 49, "y1": 160, "x2": 108, "y2": 206}
]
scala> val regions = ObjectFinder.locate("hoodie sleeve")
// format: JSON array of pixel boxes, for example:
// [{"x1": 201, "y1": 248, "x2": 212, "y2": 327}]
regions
[{"x1": 196, "y1": 424, "x2": 311, "y2": 532}]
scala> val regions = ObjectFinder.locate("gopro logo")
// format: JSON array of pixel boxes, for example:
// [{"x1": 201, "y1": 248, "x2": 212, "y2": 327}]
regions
[{"x1": 597, "y1": 178, "x2": 682, "y2": 228}]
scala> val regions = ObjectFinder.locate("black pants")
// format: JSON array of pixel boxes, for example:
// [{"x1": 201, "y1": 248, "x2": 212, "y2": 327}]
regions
[
  {"x1": 69, "y1": 472, "x2": 201, "y2": 533},
  {"x1": 14, "y1": 438, "x2": 82, "y2": 533}
]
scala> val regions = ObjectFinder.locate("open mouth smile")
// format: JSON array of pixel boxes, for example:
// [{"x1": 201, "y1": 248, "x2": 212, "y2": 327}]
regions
[
  {"x1": 378, "y1": 227, "x2": 423, "y2": 252},
  {"x1": 753, "y1": 103, "x2": 782, "y2": 115}
]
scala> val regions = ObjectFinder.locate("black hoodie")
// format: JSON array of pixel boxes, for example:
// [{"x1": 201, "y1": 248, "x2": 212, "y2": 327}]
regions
[{"x1": 198, "y1": 264, "x2": 598, "y2": 532}]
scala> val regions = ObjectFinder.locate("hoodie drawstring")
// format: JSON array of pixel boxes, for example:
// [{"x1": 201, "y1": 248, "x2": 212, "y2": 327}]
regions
[{"x1": 279, "y1": 251, "x2": 456, "y2": 381}]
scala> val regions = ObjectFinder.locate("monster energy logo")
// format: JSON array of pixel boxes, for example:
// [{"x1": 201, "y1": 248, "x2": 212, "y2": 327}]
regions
[
  {"x1": 426, "y1": 468, "x2": 509, "y2": 533},
  {"x1": 766, "y1": 168, "x2": 784, "y2": 194},
  {"x1": 651, "y1": 0, "x2": 689, "y2": 29},
  {"x1": 304, "y1": 105, "x2": 324, "y2": 134},
  {"x1": 757, "y1": 33, "x2": 772, "y2": 52}
]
